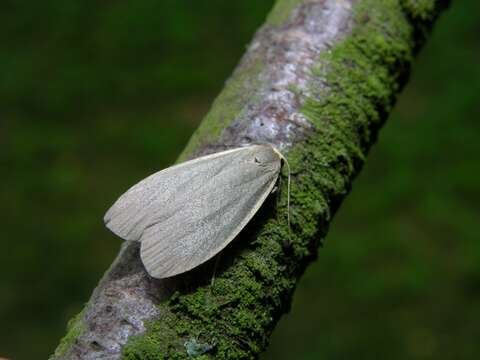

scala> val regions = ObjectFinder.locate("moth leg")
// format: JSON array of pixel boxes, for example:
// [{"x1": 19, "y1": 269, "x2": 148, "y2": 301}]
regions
[{"x1": 210, "y1": 254, "x2": 222, "y2": 288}]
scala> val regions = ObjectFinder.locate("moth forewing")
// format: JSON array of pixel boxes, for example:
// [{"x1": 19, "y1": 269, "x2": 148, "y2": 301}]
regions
[
  {"x1": 104, "y1": 146, "x2": 255, "y2": 241},
  {"x1": 104, "y1": 144, "x2": 286, "y2": 279}
]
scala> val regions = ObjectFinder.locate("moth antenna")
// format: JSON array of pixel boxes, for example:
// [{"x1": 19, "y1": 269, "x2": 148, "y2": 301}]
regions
[
  {"x1": 284, "y1": 156, "x2": 291, "y2": 237},
  {"x1": 271, "y1": 147, "x2": 291, "y2": 237}
]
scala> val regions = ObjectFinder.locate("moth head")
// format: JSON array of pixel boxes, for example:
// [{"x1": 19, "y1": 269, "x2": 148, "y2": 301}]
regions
[{"x1": 253, "y1": 144, "x2": 281, "y2": 165}]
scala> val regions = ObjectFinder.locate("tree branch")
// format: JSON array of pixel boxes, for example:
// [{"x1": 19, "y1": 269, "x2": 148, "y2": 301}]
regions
[{"x1": 51, "y1": 0, "x2": 450, "y2": 359}]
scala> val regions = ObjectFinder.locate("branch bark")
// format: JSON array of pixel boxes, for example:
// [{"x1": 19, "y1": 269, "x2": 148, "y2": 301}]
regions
[{"x1": 51, "y1": 0, "x2": 450, "y2": 359}]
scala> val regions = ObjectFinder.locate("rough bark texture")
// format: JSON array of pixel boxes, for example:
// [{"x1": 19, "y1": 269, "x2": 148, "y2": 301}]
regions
[{"x1": 51, "y1": 0, "x2": 450, "y2": 359}]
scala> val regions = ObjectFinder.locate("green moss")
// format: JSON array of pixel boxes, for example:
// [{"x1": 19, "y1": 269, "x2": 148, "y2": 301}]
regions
[
  {"x1": 122, "y1": 239, "x2": 288, "y2": 359},
  {"x1": 266, "y1": 0, "x2": 304, "y2": 26},
  {"x1": 50, "y1": 311, "x2": 85, "y2": 359},
  {"x1": 401, "y1": 0, "x2": 438, "y2": 21},
  {"x1": 121, "y1": 0, "x2": 445, "y2": 359},
  {"x1": 399, "y1": 0, "x2": 448, "y2": 47},
  {"x1": 279, "y1": 0, "x2": 417, "y2": 271},
  {"x1": 301, "y1": 0, "x2": 413, "y2": 154}
]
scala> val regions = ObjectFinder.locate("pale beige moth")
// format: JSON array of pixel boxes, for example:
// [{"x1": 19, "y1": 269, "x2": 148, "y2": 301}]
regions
[{"x1": 104, "y1": 144, "x2": 289, "y2": 279}]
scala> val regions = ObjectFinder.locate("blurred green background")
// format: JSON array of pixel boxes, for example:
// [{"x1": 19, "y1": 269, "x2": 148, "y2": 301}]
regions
[{"x1": 1, "y1": 1, "x2": 479, "y2": 359}]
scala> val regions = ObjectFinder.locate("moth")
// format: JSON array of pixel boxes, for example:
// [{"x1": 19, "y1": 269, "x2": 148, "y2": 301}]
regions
[{"x1": 104, "y1": 144, "x2": 290, "y2": 279}]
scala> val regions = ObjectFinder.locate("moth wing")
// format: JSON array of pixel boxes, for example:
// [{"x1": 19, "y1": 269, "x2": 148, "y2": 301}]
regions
[
  {"x1": 104, "y1": 146, "x2": 258, "y2": 242},
  {"x1": 139, "y1": 145, "x2": 281, "y2": 278}
]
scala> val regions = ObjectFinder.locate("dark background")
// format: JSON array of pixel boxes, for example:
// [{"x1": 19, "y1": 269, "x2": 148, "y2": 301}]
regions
[{"x1": 1, "y1": 1, "x2": 479, "y2": 359}]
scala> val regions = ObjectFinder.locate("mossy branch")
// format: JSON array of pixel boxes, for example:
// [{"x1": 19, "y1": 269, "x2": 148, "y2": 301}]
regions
[{"x1": 51, "y1": 0, "x2": 450, "y2": 359}]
